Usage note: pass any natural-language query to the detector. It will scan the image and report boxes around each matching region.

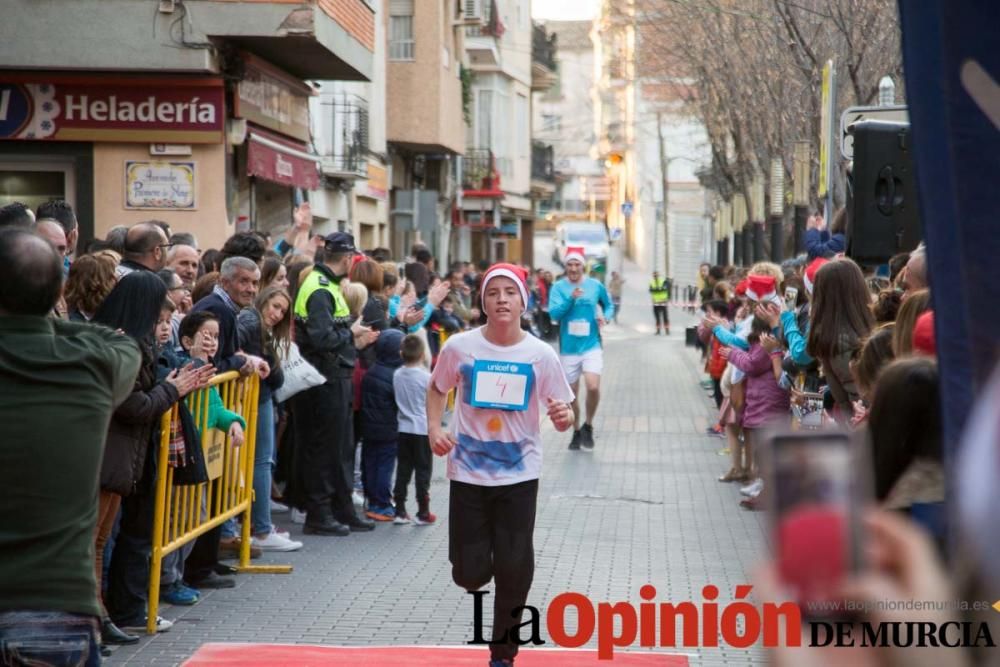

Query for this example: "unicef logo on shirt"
[0,84,34,139]
[509,365,518,373]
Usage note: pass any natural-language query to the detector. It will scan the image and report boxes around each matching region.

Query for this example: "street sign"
[621,200,634,218]
[840,105,908,159]
[609,227,622,242]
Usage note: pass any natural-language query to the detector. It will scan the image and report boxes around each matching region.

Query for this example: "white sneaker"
[352,490,365,507]
[270,499,290,513]
[122,616,173,633]
[252,530,304,552]
[290,509,306,524]
[740,478,764,497]
[393,513,411,525]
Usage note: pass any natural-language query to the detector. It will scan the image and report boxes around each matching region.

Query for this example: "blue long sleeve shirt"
[389,295,435,333]
[805,228,846,259]
[779,310,813,366]
[549,277,615,355]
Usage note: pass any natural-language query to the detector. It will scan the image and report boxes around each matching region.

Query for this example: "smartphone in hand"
[765,429,869,617]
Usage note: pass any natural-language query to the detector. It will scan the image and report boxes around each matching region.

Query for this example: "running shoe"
[160,582,199,606]
[568,429,582,450]
[365,505,396,521]
[581,423,595,450]
[413,511,437,526]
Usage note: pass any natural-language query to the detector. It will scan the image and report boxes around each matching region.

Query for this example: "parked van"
[552,221,610,266]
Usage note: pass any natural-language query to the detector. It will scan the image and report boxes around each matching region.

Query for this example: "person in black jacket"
[360,329,405,521]
[292,233,379,536]
[93,272,211,639]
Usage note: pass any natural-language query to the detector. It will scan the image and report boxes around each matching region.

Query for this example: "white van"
[552,221,610,266]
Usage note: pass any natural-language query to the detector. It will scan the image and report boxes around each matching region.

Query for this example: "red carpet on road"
[182,644,690,665]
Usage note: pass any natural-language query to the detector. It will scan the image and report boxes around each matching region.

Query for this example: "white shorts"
[560,348,604,385]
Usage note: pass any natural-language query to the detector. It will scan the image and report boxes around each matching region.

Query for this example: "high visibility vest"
[650,278,670,304]
[294,268,350,320]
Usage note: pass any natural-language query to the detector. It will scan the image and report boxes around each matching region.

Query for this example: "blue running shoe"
[160,582,200,606]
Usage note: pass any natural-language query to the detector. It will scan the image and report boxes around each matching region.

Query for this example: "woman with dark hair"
[199,248,222,276]
[65,253,117,321]
[91,272,210,643]
[225,286,299,552]
[261,255,289,291]
[867,358,944,538]
[806,258,875,418]
[191,271,220,305]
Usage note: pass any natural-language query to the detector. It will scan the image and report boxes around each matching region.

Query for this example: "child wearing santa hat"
[427,263,575,667]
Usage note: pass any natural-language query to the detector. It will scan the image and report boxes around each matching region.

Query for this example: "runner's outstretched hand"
[547,398,574,432]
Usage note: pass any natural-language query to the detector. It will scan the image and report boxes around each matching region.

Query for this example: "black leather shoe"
[214,563,238,576]
[187,571,236,589]
[101,618,139,645]
[339,514,376,532]
[101,645,113,657]
[303,519,350,536]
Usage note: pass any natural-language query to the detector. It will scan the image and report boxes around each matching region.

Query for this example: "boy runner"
[548,247,615,450]
[428,263,575,667]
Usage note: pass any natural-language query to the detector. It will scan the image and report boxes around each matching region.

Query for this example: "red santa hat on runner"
[745,274,779,305]
[564,246,586,265]
[803,257,829,296]
[480,262,529,309]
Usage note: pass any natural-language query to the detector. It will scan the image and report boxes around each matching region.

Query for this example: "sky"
[532,0,600,21]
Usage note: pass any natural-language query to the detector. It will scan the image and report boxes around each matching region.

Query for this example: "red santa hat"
[912,310,936,356]
[480,262,529,308]
[745,274,778,303]
[803,257,829,296]
[564,246,586,265]
[735,279,749,297]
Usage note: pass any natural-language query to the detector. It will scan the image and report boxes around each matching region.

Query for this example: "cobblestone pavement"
[109,255,769,666]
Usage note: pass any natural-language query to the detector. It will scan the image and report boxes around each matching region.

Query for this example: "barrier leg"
[147,411,173,635]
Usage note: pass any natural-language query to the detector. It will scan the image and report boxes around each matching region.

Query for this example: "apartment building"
[458,0,547,265]
[0,0,374,249]
[385,0,466,265]
[532,20,606,225]
[593,0,710,282]
[306,0,390,249]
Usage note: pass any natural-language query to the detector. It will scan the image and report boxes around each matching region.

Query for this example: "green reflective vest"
[650,278,670,304]
[294,268,350,320]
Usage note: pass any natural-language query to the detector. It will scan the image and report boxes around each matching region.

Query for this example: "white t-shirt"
[430,327,574,486]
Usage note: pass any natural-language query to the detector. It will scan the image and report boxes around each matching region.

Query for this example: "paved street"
[109,242,768,666]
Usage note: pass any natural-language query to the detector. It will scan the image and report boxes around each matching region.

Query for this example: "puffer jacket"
[360,329,405,443]
[100,354,179,496]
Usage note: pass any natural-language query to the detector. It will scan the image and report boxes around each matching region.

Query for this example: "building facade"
[385,0,466,266]
[593,0,710,282]
[0,0,373,249]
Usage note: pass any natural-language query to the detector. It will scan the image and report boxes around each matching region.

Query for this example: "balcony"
[531,141,556,196]
[531,23,558,92]
[0,0,373,80]
[462,149,503,198]
[464,0,502,67]
[321,93,369,179]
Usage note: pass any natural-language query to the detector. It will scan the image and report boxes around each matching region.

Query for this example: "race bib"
[470,359,534,411]
[568,319,591,337]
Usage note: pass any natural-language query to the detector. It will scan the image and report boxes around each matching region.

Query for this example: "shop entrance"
[0,159,76,211]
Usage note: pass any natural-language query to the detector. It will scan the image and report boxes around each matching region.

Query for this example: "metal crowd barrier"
[147,372,291,634]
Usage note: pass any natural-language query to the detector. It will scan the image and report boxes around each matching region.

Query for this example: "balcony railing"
[532,23,558,72]
[464,0,504,38]
[531,141,555,183]
[324,92,369,177]
[462,148,502,195]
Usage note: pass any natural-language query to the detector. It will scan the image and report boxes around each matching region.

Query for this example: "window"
[476,90,493,150]
[389,0,415,61]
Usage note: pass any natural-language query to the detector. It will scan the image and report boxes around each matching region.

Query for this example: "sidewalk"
[108,257,768,666]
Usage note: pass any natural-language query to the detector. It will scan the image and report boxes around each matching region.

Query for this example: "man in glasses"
[117,222,170,278]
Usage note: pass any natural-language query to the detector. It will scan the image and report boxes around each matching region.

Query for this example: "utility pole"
[656,111,670,278]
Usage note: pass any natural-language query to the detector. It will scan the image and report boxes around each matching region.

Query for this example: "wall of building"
[92,142,232,249]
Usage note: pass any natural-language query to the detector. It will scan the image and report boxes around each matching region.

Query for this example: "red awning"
[246,126,320,190]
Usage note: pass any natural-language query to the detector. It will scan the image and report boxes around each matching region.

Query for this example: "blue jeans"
[362,439,397,508]
[222,396,275,538]
[0,611,100,667]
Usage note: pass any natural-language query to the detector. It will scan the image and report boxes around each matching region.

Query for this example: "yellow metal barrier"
[438,329,455,411]
[147,372,292,634]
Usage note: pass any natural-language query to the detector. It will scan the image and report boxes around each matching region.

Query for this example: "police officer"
[650,271,671,335]
[292,232,379,535]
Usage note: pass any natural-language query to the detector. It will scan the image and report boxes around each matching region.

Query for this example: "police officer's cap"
[324,232,357,254]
